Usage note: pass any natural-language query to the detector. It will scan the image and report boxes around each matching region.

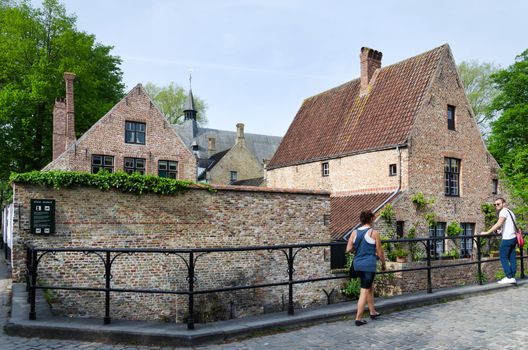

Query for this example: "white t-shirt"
[499,208,517,240]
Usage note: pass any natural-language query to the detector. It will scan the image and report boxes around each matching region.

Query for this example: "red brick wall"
[12,183,337,322]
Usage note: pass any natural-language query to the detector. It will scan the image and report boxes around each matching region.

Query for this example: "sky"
[33,0,528,137]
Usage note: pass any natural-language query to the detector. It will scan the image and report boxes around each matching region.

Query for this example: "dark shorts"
[358,271,376,289]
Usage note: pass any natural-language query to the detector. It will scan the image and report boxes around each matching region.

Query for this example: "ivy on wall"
[9,170,214,195]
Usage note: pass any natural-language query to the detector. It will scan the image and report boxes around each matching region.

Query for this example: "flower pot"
[396,256,407,263]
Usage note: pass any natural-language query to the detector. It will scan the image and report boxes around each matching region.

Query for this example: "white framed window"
[322,162,329,177]
[389,164,397,176]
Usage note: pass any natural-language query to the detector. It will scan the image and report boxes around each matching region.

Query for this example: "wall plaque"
[30,199,55,235]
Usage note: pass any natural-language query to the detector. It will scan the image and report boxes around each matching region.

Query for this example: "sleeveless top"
[352,227,377,272]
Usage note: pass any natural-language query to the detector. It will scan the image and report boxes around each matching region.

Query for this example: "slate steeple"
[183,73,197,121]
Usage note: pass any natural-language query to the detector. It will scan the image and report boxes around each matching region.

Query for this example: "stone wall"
[401,48,500,236]
[12,182,341,322]
[266,148,409,193]
[207,140,263,185]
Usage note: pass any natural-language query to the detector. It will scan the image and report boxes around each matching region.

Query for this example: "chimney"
[236,123,245,145]
[64,72,76,146]
[208,137,216,157]
[360,47,382,95]
[52,98,67,160]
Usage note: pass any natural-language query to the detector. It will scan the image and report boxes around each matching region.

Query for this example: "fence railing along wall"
[25,233,527,330]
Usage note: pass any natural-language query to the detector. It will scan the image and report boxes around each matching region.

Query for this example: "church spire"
[183,72,197,121]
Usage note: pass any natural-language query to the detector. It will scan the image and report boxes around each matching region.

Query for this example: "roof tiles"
[330,192,395,240]
[268,45,447,169]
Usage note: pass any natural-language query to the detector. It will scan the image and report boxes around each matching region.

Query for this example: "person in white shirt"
[479,198,517,284]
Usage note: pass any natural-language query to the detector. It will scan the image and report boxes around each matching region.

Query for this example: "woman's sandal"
[355,319,368,326]
[370,313,381,320]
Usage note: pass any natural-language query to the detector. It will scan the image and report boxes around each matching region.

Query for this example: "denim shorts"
[358,271,376,289]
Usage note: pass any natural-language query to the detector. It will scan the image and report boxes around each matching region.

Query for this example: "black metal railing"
[25,232,526,330]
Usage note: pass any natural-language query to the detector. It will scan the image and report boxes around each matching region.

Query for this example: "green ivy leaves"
[9,170,214,195]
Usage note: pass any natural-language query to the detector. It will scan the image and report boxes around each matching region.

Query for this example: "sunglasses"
[494,203,502,206]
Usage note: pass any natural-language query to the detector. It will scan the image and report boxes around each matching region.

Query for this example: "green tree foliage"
[487,49,528,220]
[457,60,499,136]
[144,82,207,125]
[0,0,124,183]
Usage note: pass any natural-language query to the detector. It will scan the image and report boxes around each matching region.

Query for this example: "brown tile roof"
[268,45,448,169]
[330,191,395,240]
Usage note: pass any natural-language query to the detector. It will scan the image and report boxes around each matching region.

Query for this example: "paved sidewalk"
[2,251,528,349]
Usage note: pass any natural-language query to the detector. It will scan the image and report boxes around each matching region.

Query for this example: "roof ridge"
[304,44,448,102]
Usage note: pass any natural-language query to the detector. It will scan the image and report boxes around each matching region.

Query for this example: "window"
[158,160,178,179]
[396,221,404,239]
[91,155,114,174]
[322,162,329,177]
[323,214,331,226]
[447,105,456,130]
[389,164,397,176]
[460,223,475,258]
[230,171,238,183]
[444,158,460,196]
[124,157,146,175]
[125,121,146,144]
[492,179,498,195]
[429,222,446,258]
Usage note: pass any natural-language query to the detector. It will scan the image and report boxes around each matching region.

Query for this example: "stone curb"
[4,279,526,347]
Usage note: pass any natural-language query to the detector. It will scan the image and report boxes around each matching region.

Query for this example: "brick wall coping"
[203,184,331,196]
[332,187,399,197]
[14,182,330,197]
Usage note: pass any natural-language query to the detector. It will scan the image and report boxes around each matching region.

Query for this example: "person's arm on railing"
[479,216,505,235]
[373,230,387,271]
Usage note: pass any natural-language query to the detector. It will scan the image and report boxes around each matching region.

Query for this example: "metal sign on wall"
[30,199,55,235]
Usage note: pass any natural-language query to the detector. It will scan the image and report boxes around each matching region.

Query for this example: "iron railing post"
[287,247,294,315]
[477,236,483,285]
[104,251,111,324]
[29,249,37,320]
[26,246,31,296]
[426,239,432,293]
[187,251,195,330]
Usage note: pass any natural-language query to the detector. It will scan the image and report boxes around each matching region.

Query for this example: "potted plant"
[394,249,407,263]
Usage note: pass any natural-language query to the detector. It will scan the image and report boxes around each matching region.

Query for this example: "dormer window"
[125,121,146,144]
[447,105,456,131]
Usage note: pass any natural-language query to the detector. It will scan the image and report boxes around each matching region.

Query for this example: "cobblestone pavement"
[2,255,528,349]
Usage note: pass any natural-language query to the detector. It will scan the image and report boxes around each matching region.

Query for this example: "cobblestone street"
[2,255,528,349]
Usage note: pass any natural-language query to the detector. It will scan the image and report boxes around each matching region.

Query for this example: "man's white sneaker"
[507,277,517,284]
[497,277,510,284]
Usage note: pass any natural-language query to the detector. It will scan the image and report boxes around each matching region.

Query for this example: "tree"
[486,49,528,219]
[457,60,499,136]
[0,0,124,183]
[144,82,207,125]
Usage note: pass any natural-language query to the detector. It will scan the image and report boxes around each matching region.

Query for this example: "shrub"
[341,278,361,299]
[9,170,214,195]
[411,192,434,210]
[380,204,396,224]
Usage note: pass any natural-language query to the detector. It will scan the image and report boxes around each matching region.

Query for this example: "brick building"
[174,89,281,185]
[45,74,281,185]
[45,73,197,180]
[267,44,502,255]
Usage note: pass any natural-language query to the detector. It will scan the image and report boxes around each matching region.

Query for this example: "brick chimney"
[208,137,216,157]
[236,123,246,145]
[360,47,382,95]
[52,72,76,160]
[64,72,76,145]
